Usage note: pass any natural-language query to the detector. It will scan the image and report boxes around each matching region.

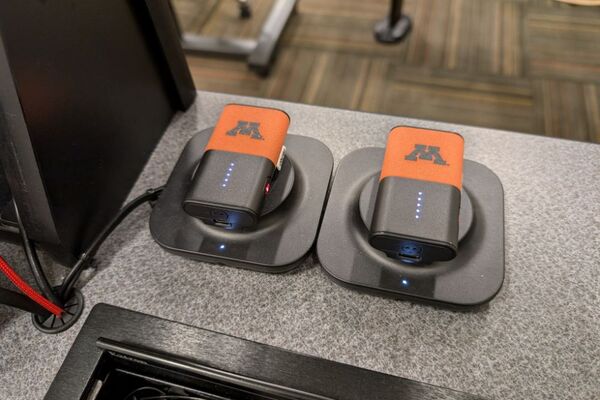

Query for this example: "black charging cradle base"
[150,128,333,273]
[317,148,504,307]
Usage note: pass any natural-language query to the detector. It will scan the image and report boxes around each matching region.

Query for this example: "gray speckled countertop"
[1,91,599,400]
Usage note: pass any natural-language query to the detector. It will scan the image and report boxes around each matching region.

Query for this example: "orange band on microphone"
[205,104,289,166]
[380,126,464,190]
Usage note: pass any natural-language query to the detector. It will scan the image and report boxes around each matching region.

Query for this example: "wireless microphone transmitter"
[369,126,464,264]
[183,104,289,229]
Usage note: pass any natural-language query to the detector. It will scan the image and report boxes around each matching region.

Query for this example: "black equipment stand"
[374,0,412,43]
[170,0,297,76]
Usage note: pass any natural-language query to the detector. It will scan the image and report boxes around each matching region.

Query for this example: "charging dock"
[150,128,333,273]
[317,148,504,307]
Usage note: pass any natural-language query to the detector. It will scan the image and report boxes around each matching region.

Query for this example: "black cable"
[123,386,165,400]
[139,396,208,400]
[14,202,63,306]
[58,186,164,300]
[0,223,19,235]
[0,287,52,318]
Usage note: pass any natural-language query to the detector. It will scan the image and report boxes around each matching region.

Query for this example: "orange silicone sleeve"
[380,126,464,190]
[204,104,290,166]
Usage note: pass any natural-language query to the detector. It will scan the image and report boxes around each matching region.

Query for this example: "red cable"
[0,256,63,316]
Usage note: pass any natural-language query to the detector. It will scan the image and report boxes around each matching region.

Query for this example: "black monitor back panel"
[0,0,195,262]
[45,304,485,400]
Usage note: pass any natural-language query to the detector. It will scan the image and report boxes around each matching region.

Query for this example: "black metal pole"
[374,0,412,44]
[389,0,403,27]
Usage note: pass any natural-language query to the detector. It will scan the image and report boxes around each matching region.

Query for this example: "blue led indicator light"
[219,244,226,250]
[401,279,409,286]
[221,184,226,187]
[418,191,423,195]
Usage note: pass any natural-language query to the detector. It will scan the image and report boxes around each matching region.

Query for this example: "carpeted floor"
[172,0,600,143]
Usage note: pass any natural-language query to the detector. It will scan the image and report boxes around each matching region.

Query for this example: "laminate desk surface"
[1,92,598,400]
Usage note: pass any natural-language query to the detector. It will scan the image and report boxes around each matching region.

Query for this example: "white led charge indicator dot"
[219,244,226,250]
[415,191,423,220]
[222,162,236,188]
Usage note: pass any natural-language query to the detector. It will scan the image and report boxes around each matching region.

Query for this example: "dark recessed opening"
[86,343,317,400]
